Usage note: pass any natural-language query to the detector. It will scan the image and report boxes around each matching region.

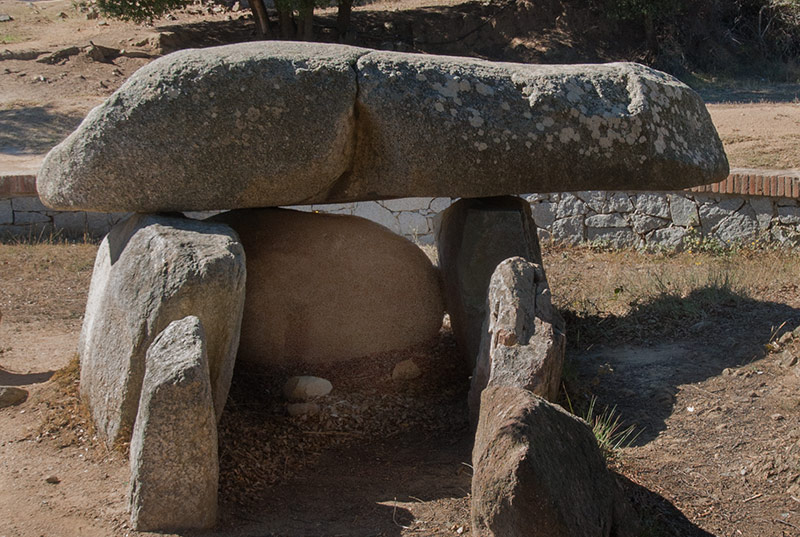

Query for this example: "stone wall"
[0,194,127,240]
[4,170,800,249]
[525,191,799,249]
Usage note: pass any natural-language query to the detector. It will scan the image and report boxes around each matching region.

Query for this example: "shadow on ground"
[217,431,472,537]
[618,473,717,537]
[696,82,800,104]
[149,1,622,66]
[562,285,800,445]
[0,106,83,155]
[0,367,54,386]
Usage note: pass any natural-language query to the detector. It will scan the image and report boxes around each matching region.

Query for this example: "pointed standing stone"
[129,316,218,531]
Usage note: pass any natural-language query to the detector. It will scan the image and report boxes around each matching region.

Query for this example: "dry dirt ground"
[2,242,800,536]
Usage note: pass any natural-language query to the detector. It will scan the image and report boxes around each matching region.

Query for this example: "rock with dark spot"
[214,208,443,367]
[469,257,565,422]
[472,386,640,537]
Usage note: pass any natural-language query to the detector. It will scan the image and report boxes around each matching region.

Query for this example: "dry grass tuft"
[32,355,99,454]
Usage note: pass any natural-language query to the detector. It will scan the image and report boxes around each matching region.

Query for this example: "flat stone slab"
[37,43,727,212]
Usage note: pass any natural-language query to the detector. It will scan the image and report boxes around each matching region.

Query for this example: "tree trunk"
[644,12,657,54]
[336,0,353,41]
[298,0,315,41]
[249,0,272,39]
[277,6,295,40]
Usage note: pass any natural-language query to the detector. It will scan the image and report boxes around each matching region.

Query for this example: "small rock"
[0,14,12,22]
[392,359,421,381]
[690,320,712,332]
[0,386,28,408]
[283,376,332,402]
[780,352,798,367]
[57,11,68,18]
[97,20,108,25]
[231,2,240,11]
[45,475,60,484]
[771,413,785,421]
[779,332,793,345]
[287,402,320,417]
[722,367,734,376]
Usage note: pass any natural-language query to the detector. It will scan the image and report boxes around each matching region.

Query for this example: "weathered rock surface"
[0,386,28,408]
[39,42,365,212]
[79,213,245,444]
[214,208,443,366]
[38,43,728,212]
[129,316,218,531]
[469,257,565,421]
[472,386,639,537]
[283,376,333,402]
[436,196,543,370]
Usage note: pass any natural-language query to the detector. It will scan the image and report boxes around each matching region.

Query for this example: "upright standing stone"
[472,386,639,537]
[79,213,245,444]
[129,316,218,531]
[469,257,565,422]
[435,196,542,370]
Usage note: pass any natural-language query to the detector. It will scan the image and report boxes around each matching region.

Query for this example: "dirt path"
[707,103,800,171]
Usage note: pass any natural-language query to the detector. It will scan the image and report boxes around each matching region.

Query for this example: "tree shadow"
[148,1,621,65]
[0,106,83,155]
[561,285,800,445]
[0,367,54,386]
[695,82,800,104]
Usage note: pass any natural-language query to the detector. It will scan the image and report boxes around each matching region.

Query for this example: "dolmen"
[37,41,728,533]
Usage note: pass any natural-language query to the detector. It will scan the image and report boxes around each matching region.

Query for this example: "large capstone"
[38,43,728,212]
[213,208,444,366]
[129,316,218,532]
[79,213,246,444]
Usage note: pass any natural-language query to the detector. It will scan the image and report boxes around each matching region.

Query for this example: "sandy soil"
[707,103,800,171]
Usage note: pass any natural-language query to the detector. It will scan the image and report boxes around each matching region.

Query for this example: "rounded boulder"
[214,208,444,366]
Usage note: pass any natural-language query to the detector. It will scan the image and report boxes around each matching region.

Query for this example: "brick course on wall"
[3,169,800,248]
